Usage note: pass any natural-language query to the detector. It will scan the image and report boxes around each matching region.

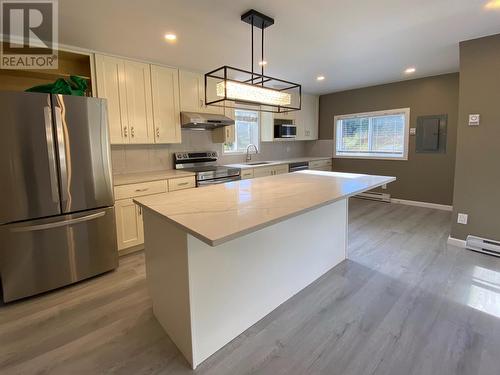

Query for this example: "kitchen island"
[134,171,395,369]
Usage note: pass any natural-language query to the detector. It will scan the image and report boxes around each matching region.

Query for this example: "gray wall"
[451,34,500,241]
[319,73,459,205]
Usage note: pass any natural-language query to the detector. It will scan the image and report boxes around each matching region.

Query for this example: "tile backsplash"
[111,130,326,175]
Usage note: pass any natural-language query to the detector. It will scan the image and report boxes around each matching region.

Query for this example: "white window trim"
[333,108,410,161]
[223,106,260,155]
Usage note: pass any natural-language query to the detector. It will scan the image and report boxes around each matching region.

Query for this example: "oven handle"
[197,176,240,186]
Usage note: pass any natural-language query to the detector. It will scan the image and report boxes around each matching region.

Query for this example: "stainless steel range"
[174,151,240,186]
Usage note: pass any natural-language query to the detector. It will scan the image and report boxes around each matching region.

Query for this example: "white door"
[95,54,128,144]
[151,65,181,144]
[124,60,154,144]
[179,70,223,114]
[297,94,319,140]
[179,70,204,112]
[260,105,274,142]
[253,166,274,178]
[115,199,144,250]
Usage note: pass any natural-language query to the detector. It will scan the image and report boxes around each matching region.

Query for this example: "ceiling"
[59,0,500,94]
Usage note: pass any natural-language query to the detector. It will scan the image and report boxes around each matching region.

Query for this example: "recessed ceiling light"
[485,0,500,9]
[258,60,267,66]
[404,67,416,74]
[316,75,325,81]
[164,33,177,41]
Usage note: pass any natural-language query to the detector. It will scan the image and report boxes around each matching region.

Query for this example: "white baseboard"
[447,236,466,248]
[391,198,453,211]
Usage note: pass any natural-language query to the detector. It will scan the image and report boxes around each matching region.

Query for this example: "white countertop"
[113,170,195,186]
[225,156,332,169]
[134,171,395,246]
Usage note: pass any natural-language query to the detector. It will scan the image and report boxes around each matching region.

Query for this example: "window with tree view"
[334,108,410,160]
[224,109,260,153]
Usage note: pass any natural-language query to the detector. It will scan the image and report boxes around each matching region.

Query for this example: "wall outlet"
[382,184,387,190]
[409,128,416,136]
[457,213,468,225]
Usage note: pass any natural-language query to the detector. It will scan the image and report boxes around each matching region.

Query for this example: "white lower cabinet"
[252,164,289,178]
[115,198,144,251]
[245,159,331,181]
[240,169,254,180]
[308,159,333,171]
[114,176,195,252]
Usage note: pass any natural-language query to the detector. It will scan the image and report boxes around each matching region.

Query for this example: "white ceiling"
[59,0,500,94]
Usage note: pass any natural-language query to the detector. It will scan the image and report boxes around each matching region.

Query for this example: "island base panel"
[143,198,348,369]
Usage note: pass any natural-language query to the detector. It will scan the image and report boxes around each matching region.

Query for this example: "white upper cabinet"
[123,60,154,144]
[260,106,274,142]
[151,65,181,144]
[95,54,182,145]
[96,55,154,144]
[260,94,318,142]
[296,93,319,140]
[95,55,128,144]
[178,70,223,115]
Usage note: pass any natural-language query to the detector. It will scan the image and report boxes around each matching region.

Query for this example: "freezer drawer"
[0,207,118,302]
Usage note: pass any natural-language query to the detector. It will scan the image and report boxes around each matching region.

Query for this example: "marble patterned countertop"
[134,171,396,246]
[113,170,195,186]
[113,156,332,185]
[224,156,333,169]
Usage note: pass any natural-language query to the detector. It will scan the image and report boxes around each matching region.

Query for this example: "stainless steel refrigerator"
[0,91,118,303]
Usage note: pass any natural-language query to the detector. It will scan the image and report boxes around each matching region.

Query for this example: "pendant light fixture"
[205,9,301,113]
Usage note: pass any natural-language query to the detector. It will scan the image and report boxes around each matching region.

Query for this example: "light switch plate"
[457,213,468,225]
[468,114,480,126]
[409,128,416,135]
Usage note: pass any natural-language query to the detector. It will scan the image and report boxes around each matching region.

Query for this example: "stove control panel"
[174,151,218,164]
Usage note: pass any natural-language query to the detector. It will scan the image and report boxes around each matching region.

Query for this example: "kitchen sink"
[246,161,272,166]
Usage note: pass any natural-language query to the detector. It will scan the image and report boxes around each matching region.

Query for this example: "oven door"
[197,175,241,187]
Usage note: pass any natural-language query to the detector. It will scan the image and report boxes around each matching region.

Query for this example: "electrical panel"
[416,114,447,153]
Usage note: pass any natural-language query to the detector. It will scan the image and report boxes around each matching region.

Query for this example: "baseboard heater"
[466,235,500,257]
[355,191,391,203]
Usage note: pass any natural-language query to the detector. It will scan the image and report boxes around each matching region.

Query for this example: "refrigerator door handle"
[54,102,70,208]
[10,211,106,232]
[44,106,60,203]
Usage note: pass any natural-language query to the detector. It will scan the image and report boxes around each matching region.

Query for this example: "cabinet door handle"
[200,99,204,108]
[123,127,128,137]
[178,182,189,186]
[156,127,160,138]
[135,188,149,192]
[131,126,135,137]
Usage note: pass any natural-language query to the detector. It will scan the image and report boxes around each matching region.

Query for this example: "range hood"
[181,111,234,130]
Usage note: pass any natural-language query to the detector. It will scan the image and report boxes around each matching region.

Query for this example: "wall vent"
[355,192,391,203]
[466,235,500,257]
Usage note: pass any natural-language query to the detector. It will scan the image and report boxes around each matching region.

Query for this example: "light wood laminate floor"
[2,199,500,375]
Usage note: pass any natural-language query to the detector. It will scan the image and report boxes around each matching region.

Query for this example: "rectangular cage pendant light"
[204,10,301,113]
[216,81,291,107]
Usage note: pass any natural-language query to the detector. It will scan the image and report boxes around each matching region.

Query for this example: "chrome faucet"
[246,144,259,162]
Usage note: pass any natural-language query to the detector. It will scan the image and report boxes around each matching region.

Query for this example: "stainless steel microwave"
[274,119,296,139]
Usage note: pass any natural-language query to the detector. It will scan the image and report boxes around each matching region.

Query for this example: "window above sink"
[223,109,260,154]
